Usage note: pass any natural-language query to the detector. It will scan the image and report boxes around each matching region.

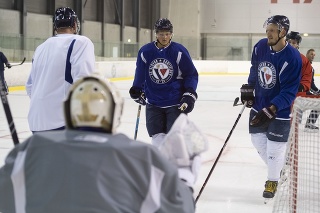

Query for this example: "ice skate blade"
[304,128,319,133]
[264,198,273,204]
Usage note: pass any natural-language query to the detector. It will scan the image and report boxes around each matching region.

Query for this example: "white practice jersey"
[26,34,95,131]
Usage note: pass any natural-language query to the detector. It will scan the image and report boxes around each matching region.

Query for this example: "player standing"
[129,18,198,147]
[0,75,206,213]
[240,15,302,200]
[305,48,320,131]
[26,7,95,134]
[286,31,312,96]
[0,51,11,95]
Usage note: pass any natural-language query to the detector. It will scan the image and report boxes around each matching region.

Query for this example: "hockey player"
[0,75,207,213]
[129,18,198,147]
[240,15,302,200]
[305,48,320,131]
[0,51,11,95]
[26,7,95,133]
[286,31,312,96]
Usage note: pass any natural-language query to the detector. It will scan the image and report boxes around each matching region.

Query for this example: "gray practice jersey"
[0,130,194,213]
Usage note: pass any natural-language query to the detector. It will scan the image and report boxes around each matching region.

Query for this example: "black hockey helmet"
[53,7,80,34]
[154,18,173,33]
[286,31,302,44]
[263,15,290,35]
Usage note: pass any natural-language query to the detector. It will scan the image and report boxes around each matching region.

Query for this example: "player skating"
[26,7,95,134]
[129,18,198,146]
[240,15,302,203]
[0,74,207,213]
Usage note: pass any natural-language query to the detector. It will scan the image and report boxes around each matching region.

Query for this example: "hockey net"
[273,96,320,213]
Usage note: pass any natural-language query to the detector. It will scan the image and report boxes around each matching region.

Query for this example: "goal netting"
[273,96,320,213]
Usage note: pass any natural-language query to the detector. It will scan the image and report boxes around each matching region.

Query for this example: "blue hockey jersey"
[132,41,198,107]
[248,38,302,119]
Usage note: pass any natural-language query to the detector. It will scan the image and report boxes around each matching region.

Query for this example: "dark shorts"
[146,104,181,137]
[249,110,290,142]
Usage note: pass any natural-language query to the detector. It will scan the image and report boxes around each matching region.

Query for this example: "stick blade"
[20,57,26,65]
[233,97,239,106]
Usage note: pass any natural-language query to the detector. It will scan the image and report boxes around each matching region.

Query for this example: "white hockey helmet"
[64,74,124,133]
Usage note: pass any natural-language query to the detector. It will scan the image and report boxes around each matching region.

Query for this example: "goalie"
[0,75,207,213]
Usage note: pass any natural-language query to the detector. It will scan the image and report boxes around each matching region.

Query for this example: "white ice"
[0,75,275,212]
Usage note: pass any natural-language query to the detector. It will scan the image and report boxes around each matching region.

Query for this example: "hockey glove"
[298,84,304,92]
[179,89,197,114]
[6,63,11,69]
[129,86,146,105]
[250,107,276,128]
[240,84,254,108]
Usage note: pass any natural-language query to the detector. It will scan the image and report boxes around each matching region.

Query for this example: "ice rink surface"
[0,75,281,212]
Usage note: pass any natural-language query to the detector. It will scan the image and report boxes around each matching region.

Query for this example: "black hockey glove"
[6,63,11,69]
[250,107,276,128]
[179,89,197,114]
[129,86,146,105]
[240,84,254,108]
[298,84,304,92]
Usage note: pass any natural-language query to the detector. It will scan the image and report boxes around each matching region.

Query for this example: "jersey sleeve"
[248,43,259,86]
[71,37,95,83]
[132,49,147,90]
[26,73,33,97]
[299,54,312,92]
[178,46,198,92]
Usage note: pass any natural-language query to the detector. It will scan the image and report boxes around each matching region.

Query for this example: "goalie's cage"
[273,97,320,213]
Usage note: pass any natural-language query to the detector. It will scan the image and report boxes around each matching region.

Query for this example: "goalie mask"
[64,75,124,134]
[53,7,80,34]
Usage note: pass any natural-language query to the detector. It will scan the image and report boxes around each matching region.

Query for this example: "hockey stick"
[0,75,19,145]
[9,57,26,67]
[134,104,142,140]
[195,101,247,203]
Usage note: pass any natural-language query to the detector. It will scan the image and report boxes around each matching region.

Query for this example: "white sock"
[151,133,166,148]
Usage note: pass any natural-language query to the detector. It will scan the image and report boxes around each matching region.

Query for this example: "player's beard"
[267,38,277,46]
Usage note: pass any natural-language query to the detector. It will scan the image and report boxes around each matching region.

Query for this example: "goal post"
[273,96,320,213]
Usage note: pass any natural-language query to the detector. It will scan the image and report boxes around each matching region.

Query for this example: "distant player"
[0,75,207,213]
[129,18,198,147]
[0,51,11,95]
[305,48,320,131]
[26,7,95,133]
[286,31,312,96]
[240,15,302,200]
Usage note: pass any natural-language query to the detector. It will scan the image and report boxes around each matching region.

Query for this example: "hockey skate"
[263,180,278,204]
[304,123,319,133]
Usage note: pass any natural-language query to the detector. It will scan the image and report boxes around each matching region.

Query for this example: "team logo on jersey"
[257,61,276,89]
[149,58,173,84]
